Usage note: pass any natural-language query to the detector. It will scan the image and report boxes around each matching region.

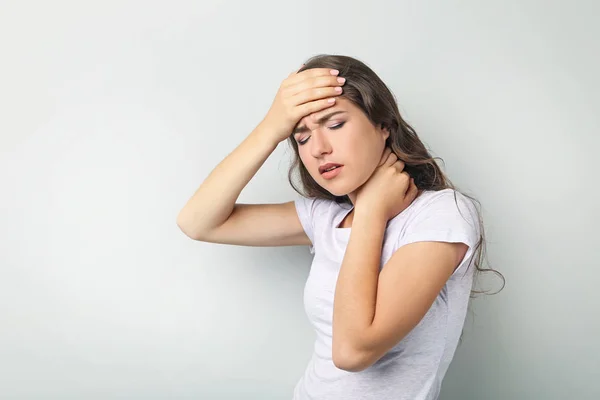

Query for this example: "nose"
[308,129,332,158]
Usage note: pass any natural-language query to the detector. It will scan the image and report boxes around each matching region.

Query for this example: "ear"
[379,124,390,141]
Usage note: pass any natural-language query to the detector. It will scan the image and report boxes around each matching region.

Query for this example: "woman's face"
[293,98,389,202]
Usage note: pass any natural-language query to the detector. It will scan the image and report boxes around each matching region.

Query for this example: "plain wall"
[1,0,598,398]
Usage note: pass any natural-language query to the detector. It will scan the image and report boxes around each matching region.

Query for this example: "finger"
[290,85,343,107]
[379,147,392,166]
[288,75,345,97]
[384,152,398,167]
[283,68,340,88]
[393,159,406,171]
[295,97,337,117]
[399,171,412,189]
[408,178,419,198]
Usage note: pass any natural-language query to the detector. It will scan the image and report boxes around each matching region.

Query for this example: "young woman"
[177,54,502,400]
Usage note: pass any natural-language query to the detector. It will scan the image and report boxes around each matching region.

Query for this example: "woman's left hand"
[355,147,419,221]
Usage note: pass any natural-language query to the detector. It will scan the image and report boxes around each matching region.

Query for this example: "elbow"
[176,214,204,241]
[332,344,370,373]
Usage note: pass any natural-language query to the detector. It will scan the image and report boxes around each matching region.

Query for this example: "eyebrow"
[292,111,347,134]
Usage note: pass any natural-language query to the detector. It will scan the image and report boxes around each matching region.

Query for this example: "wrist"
[257,119,288,145]
[251,122,282,150]
[354,204,388,225]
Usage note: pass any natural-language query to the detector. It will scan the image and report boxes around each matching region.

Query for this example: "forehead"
[297,98,354,127]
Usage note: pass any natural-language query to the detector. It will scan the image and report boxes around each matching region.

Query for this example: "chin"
[327,189,348,197]
[318,180,357,198]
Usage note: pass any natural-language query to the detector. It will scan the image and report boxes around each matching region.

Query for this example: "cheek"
[298,152,317,176]
[298,150,308,167]
[351,140,383,176]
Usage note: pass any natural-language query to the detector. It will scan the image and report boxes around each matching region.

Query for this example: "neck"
[348,192,357,206]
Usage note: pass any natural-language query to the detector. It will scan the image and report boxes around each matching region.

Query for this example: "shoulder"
[294,195,348,231]
[294,196,347,254]
[415,187,474,206]
[403,188,478,221]
[294,196,338,220]
[389,188,481,249]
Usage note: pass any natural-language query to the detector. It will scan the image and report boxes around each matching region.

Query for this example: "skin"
[293,95,469,373]
[178,65,470,373]
[293,97,391,209]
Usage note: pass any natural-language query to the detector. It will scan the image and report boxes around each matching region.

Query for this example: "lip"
[319,163,344,174]
[320,165,343,180]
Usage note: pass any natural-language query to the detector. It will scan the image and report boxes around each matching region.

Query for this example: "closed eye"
[297,122,346,145]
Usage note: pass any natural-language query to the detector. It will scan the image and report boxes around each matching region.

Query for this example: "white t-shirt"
[292,188,480,400]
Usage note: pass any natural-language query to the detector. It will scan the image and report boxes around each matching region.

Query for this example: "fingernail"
[337,77,346,84]
[330,69,339,75]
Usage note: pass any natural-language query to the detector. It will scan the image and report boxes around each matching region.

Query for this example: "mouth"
[319,163,344,180]
[319,163,344,174]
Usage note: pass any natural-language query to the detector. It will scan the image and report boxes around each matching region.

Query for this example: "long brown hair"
[286,54,504,296]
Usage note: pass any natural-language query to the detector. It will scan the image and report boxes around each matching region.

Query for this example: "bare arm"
[176,66,345,246]
[176,124,308,246]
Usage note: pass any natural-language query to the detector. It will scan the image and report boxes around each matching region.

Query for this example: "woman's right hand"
[259,67,346,144]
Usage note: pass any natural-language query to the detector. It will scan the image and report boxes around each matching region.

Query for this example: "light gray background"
[1,1,598,399]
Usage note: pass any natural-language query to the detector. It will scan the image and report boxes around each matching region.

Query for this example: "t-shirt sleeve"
[397,190,481,273]
[294,196,317,254]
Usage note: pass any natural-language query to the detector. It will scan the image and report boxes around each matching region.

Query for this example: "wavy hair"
[286,54,504,296]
